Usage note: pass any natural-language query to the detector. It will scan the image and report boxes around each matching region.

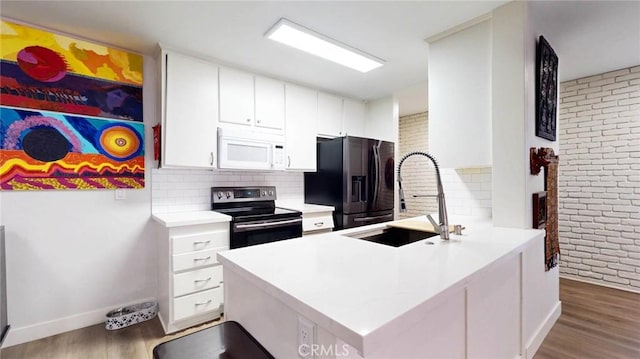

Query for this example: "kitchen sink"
[348,226,439,247]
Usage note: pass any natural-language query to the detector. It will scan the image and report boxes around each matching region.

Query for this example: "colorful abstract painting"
[0,106,144,190]
[0,20,143,122]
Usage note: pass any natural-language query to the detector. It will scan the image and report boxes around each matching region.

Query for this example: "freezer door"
[367,139,395,212]
[342,137,367,214]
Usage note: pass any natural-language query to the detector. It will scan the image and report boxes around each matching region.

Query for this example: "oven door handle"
[353,214,393,223]
[234,218,302,232]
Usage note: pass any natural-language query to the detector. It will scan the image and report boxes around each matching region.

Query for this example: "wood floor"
[2,278,638,359]
[1,317,223,359]
[534,278,640,359]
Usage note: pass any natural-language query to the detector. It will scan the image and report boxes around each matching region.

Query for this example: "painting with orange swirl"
[0,106,144,190]
[0,20,143,122]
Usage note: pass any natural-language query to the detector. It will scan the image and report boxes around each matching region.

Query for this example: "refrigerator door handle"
[371,144,380,207]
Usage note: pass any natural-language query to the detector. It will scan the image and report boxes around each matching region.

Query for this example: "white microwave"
[218,127,286,170]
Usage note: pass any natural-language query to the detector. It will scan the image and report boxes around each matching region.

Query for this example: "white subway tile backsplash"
[151,168,304,213]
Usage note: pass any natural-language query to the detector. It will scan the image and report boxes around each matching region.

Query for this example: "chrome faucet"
[397,152,449,240]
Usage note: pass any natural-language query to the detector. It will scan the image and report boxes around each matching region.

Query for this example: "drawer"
[173,285,223,322]
[172,247,227,272]
[173,265,223,297]
[172,230,229,254]
[302,212,334,233]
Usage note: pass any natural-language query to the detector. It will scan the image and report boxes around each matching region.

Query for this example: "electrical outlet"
[115,188,126,200]
[298,316,315,359]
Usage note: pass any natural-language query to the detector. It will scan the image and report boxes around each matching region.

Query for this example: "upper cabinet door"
[428,20,491,168]
[342,98,366,137]
[285,84,318,171]
[317,92,343,137]
[219,67,255,126]
[163,50,218,168]
[254,76,285,131]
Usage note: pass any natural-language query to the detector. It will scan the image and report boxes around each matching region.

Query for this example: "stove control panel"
[211,186,277,203]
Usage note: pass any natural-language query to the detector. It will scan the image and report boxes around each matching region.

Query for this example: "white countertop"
[217,215,543,356]
[152,211,231,227]
[276,200,334,214]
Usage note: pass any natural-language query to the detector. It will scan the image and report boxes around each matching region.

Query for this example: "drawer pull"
[314,222,324,227]
[193,256,212,262]
[194,300,212,306]
[193,240,211,246]
[194,277,212,283]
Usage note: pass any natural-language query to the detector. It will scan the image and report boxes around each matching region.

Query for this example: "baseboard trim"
[525,301,562,359]
[2,297,156,348]
[560,274,640,294]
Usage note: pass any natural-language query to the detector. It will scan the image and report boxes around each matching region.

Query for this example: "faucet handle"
[426,214,440,234]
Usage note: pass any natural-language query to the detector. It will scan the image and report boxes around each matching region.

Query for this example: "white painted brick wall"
[558,65,640,292]
[152,169,303,213]
[398,112,437,218]
[398,112,492,219]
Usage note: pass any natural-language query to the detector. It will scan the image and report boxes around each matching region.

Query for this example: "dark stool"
[153,321,274,359]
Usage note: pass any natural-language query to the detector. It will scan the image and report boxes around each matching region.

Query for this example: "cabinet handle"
[246,118,251,123]
[193,240,211,246]
[194,300,212,306]
[194,277,212,283]
[210,152,214,166]
[287,155,291,168]
[257,119,261,124]
[193,256,212,262]
[314,222,324,227]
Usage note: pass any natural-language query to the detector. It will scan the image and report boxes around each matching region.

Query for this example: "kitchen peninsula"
[218,216,560,359]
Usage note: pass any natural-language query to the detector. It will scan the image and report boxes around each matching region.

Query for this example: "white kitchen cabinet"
[219,67,255,127]
[342,98,366,137]
[285,84,318,171]
[161,49,218,168]
[365,96,398,143]
[317,92,344,137]
[254,76,285,130]
[156,220,229,333]
[302,211,334,235]
[427,19,491,168]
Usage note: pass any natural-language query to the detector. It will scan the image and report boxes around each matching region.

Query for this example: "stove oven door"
[231,217,302,249]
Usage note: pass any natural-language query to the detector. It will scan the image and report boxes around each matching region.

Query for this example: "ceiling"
[1,1,639,117]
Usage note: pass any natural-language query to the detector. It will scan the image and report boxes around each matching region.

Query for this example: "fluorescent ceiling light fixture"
[265,18,384,73]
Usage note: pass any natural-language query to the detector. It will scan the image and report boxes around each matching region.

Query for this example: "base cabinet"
[302,211,334,235]
[222,234,553,358]
[156,221,229,333]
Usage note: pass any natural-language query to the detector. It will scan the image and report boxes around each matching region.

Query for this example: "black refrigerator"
[305,136,395,230]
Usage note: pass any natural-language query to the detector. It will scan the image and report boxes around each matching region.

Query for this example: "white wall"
[492,2,560,357]
[557,66,640,292]
[2,56,158,347]
[523,3,562,354]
